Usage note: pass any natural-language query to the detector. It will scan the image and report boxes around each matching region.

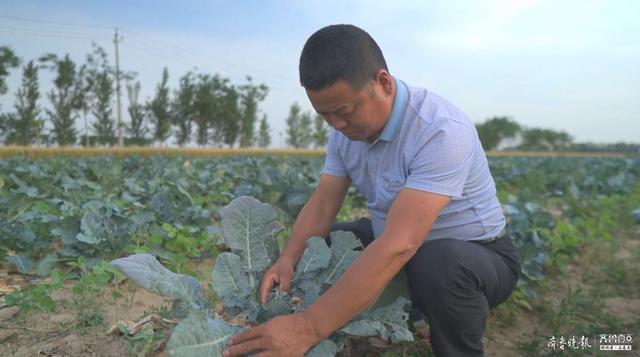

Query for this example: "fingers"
[223,336,267,357]
[280,274,291,294]
[259,274,277,305]
[229,325,262,345]
[251,352,272,357]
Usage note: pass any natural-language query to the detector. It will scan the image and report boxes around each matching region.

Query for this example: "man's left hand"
[223,312,320,357]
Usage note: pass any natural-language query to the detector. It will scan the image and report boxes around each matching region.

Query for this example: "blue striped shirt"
[322,78,506,242]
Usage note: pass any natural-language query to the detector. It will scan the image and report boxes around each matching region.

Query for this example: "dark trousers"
[329,218,521,357]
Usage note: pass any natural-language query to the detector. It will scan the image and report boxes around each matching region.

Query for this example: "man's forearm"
[301,235,417,340]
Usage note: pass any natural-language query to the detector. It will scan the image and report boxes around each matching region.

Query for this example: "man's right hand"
[259,256,295,305]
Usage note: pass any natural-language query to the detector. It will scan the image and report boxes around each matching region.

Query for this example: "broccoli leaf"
[305,339,338,357]
[293,236,331,281]
[211,252,252,309]
[110,253,207,311]
[318,231,362,287]
[340,297,413,343]
[166,312,241,356]
[220,196,282,286]
[5,255,34,274]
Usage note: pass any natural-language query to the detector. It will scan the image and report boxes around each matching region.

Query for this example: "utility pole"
[114,28,124,146]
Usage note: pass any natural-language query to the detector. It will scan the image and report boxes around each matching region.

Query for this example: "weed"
[67,257,118,328]
[3,268,70,329]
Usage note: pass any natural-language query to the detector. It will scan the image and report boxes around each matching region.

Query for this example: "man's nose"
[328,115,348,130]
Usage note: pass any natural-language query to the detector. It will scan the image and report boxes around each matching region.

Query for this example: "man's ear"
[375,69,394,97]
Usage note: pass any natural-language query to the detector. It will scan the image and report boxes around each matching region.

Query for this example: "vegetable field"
[1,153,639,356]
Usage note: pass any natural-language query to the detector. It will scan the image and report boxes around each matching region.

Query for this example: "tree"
[475,116,521,151]
[191,74,238,147]
[220,83,241,147]
[285,103,313,148]
[149,67,171,145]
[92,70,115,145]
[0,47,21,140]
[517,128,573,151]
[285,103,301,148]
[312,114,328,148]
[74,64,93,147]
[193,74,214,146]
[6,60,40,145]
[238,77,268,147]
[87,44,116,146]
[41,54,78,146]
[126,81,148,145]
[0,47,20,97]
[298,111,313,148]
[257,114,271,148]
[171,72,196,146]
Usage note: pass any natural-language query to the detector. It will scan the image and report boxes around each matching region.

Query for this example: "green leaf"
[77,211,106,244]
[131,210,155,227]
[318,231,362,286]
[211,252,252,310]
[36,254,58,276]
[6,223,36,243]
[293,236,331,281]
[257,290,293,322]
[165,312,241,356]
[305,339,338,357]
[110,253,208,311]
[220,196,282,280]
[5,255,34,274]
[340,297,413,343]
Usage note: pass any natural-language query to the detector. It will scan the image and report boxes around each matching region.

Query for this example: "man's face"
[305,74,393,142]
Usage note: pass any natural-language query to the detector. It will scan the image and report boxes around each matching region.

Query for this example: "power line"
[120,41,212,73]
[1,15,299,89]
[122,36,240,78]
[0,18,302,95]
[122,36,212,69]
[121,30,240,69]
[120,41,300,95]
[118,29,298,85]
[0,15,114,30]
[0,25,111,40]
[0,28,111,42]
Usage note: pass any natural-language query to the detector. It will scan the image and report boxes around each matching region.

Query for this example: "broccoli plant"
[110,196,412,356]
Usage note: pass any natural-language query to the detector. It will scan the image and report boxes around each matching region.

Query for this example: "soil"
[0,282,173,357]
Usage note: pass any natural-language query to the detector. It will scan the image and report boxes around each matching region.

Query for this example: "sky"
[0,0,638,146]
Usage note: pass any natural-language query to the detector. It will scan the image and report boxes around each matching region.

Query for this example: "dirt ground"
[1,229,638,356]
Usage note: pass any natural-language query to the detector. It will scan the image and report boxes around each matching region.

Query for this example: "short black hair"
[299,24,388,91]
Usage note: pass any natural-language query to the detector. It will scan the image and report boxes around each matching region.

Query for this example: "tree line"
[0,45,329,148]
[3,44,634,152]
[475,116,640,153]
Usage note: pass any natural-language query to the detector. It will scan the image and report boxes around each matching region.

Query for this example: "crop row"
[1,155,639,301]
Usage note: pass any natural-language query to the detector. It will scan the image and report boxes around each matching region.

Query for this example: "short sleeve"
[322,130,349,177]
[404,119,474,197]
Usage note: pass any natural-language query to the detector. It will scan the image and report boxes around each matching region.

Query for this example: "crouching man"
[224,24,521,357]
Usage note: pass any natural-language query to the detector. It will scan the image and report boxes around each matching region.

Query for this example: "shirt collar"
[378,77,408,142]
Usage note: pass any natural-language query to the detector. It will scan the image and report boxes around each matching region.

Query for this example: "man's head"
[300,24,395,141]
[299,24,387,91]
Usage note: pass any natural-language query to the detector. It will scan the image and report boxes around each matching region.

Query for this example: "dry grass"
[0,146,326,158]
[486,150,636,157]
[0,145,636,159]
